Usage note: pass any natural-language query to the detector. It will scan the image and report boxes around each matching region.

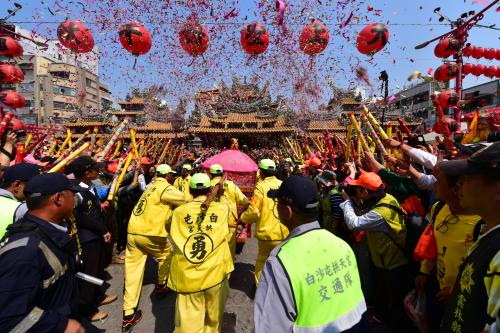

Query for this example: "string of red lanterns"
[52,18,388,57]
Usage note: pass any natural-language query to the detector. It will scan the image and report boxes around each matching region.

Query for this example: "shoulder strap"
[372,203,410,259]
[373,202,406,217]
[431,201,446,224]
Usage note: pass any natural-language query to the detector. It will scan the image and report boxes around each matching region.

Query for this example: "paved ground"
[95,237,258,333]
[94,236,390,333]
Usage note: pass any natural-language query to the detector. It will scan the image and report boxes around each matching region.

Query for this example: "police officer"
[0,163,40,238]
[0,173,87,333]
[255,176,368,332]
[208,164,249,261]
[122,164,187,333]
[168,173,233,333]
[241,159,289,285]
[173,164,193,199]
[67,155,115,322]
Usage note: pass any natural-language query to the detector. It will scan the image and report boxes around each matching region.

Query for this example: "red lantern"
[10,118,26,131]
[462,45,474,57]
[356,23,389,55]
[0,36,23,57]
[437,90,458,109]
[240,23,270,55]
[434,37,459,58]
[119,22,152,56]
[0,63,24,83]
[0,90,26,109]
[434,63,458,82]
[57,20,94,54]
[462,63,474,75]
[484,66,497,78]
[179,21,209,56]
[299,20,329,55]
[484,48,496,60]
[497,66,500,78]
[471,64,485,76]
[496,49,500,61]
[471,47,485,59]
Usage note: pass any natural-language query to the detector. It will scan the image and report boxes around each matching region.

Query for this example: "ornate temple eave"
[64,121,115,127]
[56,133,186,139]
[189,127,296,134]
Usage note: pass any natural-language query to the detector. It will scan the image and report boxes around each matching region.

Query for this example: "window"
[39,83,44,91]
[19,83,34,92]
[53,85,76,96]
[53,101,74,109]
[51,71,70,79]
[86,78,94,87]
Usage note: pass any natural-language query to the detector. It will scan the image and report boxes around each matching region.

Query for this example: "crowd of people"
[0,128,498,333]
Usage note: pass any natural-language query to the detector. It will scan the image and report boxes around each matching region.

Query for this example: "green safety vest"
[0,195,21,239]
[277,228,366,332]
[319,187,339,228]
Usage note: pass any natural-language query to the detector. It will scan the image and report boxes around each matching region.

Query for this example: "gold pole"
[48,142,91,173]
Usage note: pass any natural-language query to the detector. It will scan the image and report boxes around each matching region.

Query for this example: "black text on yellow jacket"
[168,196,234,293]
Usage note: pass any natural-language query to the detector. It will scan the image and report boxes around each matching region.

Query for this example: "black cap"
[66,156,106,176]
[2,163,41,185]
[453,142,488,156]
[316,170,337,186]
[24,173,85,198]
[268,175,319,212]
[439,142,500,176]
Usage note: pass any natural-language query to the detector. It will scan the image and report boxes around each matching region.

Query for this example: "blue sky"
[4,0,499,110]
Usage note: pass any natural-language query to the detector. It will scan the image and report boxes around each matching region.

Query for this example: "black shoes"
[121,309,142,333]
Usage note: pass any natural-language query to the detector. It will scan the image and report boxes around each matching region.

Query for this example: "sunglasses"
[435,213,459,233]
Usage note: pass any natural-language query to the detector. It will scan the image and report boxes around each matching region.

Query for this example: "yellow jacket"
[211,176,249,227]
[240,176,289,241]
[128,177,187,237]
[168,196,234,293]
[173,175,192,200]
[421,203,481,289]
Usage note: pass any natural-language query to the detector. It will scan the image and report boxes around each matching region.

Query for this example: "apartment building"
[0,25,113,124]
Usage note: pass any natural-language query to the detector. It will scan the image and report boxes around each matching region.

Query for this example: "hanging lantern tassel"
[133,57,138,70]
[276,0,286,27]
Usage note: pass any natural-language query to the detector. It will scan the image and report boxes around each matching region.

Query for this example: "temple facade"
[188,76,296,147]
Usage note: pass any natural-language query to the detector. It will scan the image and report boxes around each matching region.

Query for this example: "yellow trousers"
[227,227,237,262]
[174,278,229,333]
[123,234,172,316]
[255,239,282,285]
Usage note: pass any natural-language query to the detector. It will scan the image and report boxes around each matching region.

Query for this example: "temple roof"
[307,119,345,131]
[64,121,114,127]
[117,97,145,105]
[132,121,173,131]
[111,111,145,115]
[205,112,281,124]
[191,112,294,134]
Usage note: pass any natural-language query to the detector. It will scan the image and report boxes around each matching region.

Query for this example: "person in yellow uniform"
[240,159,289,285]
[168,173,233,333]
[208,164,249,261]
[122,164,187,333]
[173,164,192,199]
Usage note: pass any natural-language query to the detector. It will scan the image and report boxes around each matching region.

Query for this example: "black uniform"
[74,183,109,316]
[441,227,500,333]
[0,213,79,332]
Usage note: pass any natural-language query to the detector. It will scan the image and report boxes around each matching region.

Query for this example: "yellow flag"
[462,112,478,144]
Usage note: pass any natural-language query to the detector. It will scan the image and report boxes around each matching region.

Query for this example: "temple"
[188,76,296,147]
[62,97,184,140]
